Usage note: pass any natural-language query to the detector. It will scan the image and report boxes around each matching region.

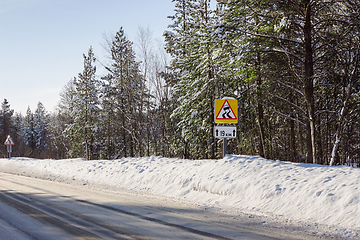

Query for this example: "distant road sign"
[214,99,238,123]
[4,135,14,145]
[214,126,237,139]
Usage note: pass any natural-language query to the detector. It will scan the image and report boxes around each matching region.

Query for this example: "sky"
[0,0,174,114]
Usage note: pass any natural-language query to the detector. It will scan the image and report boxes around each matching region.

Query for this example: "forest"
[1,0,359,167]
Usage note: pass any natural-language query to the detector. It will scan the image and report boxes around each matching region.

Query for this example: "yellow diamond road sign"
[214,99,238,124]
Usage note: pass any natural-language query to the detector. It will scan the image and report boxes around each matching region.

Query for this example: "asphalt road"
[0,173,324,240]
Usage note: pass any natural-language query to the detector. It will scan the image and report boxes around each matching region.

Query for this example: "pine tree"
[98,73,118,159]
[102,27,144,158]
[70,46,100,160]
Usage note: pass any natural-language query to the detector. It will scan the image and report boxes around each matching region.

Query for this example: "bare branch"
[275,79,304,97]
[271,109,306,126]
[263,48,304,64]
[268,92,307,116]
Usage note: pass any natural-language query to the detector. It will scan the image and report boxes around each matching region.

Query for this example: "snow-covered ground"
[0,155,359,239]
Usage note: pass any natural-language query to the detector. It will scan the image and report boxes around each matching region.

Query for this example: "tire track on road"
[0,176,234,240]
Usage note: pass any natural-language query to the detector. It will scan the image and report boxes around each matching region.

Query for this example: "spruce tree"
[34,102,49,158]
[0,99,14,141]
[0,99,14,157]
[166,0,226,159]
[23,107,36,157]
[13,113,26,157]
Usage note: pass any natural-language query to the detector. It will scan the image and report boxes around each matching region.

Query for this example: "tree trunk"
[330,81,353,166]
[122,102,127,158]
[256,52,266,158]
[289,93,296,162]
[303,0,316,164]
[317,117,323,164]
[289,119,296,162]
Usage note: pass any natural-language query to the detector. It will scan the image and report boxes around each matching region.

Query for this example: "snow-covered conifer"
[34,102,50,158]
[70,46,100,160]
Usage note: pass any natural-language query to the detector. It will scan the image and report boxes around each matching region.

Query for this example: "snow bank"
[0,155,359,237]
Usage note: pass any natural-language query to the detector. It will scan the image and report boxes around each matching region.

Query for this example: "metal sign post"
[222,137,227,158]
[214,98,238,158]
[7,145,12,159]
[4,135,15,159]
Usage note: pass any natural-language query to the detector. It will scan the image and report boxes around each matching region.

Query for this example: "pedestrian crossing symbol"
[214,99,238,123]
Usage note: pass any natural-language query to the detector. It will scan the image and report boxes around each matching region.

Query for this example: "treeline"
[0,100,51,158]
[1,0,360,167]
[1,26,176,160]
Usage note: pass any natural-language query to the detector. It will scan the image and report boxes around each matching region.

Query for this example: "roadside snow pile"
[0,155,359,236]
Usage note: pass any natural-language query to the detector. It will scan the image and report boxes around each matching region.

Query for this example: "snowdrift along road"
[0,155,359,238]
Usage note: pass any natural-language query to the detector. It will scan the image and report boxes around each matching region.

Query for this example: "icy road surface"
[0,172,325,240]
